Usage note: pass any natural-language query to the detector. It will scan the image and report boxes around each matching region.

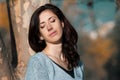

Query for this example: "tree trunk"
[9,0,50,79]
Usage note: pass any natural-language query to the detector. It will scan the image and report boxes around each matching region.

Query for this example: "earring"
[40,36,44,40]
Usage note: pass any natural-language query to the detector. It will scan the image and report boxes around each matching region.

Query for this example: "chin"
[49,38,62,44]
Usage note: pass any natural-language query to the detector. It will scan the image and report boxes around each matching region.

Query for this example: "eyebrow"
[40,16,55,24]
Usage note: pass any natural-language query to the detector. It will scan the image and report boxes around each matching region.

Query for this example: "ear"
[62,22,64,28]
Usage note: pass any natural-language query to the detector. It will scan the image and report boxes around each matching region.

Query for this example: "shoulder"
[28,52,47,67]
[74,60,84,79]
[29,52,45,61]
[79,60,84,71]
[75,60,84,72]
[25,52,50,80]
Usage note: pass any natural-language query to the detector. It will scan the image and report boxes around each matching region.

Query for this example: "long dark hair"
[29,3,80,69]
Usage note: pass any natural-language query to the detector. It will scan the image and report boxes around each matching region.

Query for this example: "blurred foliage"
[0,2,9,29]
[78,1,120,79]
[0,1,17,80]
[104,8,120,80]
[78,33,116,80]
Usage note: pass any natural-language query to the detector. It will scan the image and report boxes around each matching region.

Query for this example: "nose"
[47,22,53,31]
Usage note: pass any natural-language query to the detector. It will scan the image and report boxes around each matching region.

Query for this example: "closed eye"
[50,18,55,23]
[40,24,45,29]
[49,16,56,23]
[40,22,45,29]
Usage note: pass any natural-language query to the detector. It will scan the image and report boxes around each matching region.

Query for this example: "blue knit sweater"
[25,52,84,80]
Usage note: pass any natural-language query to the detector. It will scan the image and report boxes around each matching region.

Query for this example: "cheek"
[40,31,45,36]
[39,29,44,36]
[40,30,48,38]
[58,23,64,31]
[55,22,63,29]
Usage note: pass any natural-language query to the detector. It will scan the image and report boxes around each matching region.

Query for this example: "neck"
[43,42,62,58]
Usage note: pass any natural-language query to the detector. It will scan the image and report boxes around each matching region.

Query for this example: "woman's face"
[39,9,64,44]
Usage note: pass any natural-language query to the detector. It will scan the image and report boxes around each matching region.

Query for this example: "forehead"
[39,10,57,22]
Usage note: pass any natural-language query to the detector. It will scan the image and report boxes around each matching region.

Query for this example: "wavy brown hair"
[28,3,80,69]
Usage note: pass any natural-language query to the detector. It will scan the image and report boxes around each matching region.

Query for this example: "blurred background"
[0,0,120,80]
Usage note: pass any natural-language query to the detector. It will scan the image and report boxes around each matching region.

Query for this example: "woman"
[25,3,84,80]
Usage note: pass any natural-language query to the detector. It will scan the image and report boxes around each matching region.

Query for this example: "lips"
[49,31,57,37]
